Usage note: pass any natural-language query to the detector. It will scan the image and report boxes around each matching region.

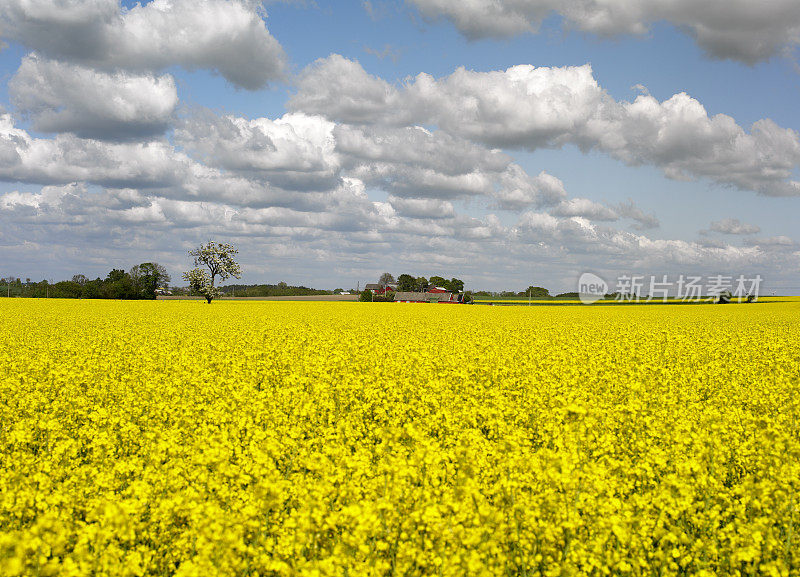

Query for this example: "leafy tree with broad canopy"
[104,268,137,299]
[396,274,466,293]
[396,274,416,292]
[182,242,241,303]
[378,272,395,288]
[522,286,550,298]
[130,262,171,299]
[448,278,465,293]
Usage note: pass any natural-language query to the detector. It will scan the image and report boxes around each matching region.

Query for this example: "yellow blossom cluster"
[1,299,799,576]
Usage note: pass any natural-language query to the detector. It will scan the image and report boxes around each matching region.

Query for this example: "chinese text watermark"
[578,273,762,303]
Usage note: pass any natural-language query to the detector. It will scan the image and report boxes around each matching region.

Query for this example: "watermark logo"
[578,272,608,304]
[576,272,763,303]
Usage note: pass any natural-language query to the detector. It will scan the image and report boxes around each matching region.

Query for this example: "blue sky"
[1,0,799,293]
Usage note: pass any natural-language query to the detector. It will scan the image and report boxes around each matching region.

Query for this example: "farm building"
[365,283,396,294]
[394,291,462,303]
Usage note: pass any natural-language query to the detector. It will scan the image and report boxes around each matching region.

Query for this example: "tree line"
[369,274,560,297]
[364,274,562,297]
[359,273,467,302]
[1,263,170,300]
[2,242,572,303]
[372,273,466,293]
[473,286,552,298]
[219,283,332,297]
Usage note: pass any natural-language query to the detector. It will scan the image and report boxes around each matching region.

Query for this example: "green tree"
[449,278,465,293]
[103,269,137,299]
[397,274,416,292]
[415,277,428,292]
[378,272,395,288]
[523,286,550,298]
[2,277,12,298]
[106,269,127,283]
[53,281,83,298]
[183,241,242,304]
[429,276,448,290]
[83,279,103,299]
[359,289,373,302]
[130,262,171,299]
[129,262,172,299]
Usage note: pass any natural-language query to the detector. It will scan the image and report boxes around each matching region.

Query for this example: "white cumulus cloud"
[175,111,340,192]
[10,56,178,140]
[407,0,800,63]
[0,0,286,89]
[291,56,800,197]
[709,218,761,235]
[551,198,619,221]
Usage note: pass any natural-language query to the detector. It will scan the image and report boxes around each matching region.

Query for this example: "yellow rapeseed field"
[1,299,799,577]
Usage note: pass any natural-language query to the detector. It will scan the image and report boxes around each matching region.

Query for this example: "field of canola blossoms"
[1,299,800,577]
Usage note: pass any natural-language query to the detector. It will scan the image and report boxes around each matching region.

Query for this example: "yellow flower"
[0,298,798,576]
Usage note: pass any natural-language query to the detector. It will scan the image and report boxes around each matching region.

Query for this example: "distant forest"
[218,283,333,297]
[2,271,578,300]
[0,271,343,300]
[1,264,170,300]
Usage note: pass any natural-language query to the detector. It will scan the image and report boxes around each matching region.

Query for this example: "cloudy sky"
[1,0,799,293]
